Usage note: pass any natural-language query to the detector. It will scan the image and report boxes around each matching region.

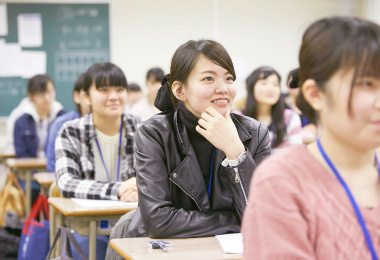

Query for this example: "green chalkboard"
[0,3,110,117]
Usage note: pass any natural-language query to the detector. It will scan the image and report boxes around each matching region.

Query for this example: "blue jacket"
[14,102,65,158]
[46,111,80,172]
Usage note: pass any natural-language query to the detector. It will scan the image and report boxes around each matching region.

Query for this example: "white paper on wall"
[0,43,22,77]
[0,4,8,36]
[17,13,43,47]
[20,51,47,79]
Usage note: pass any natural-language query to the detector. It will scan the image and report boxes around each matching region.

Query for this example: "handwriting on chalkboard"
[60,25,104,35]
[59,7,99,21]
[58,38,102,51]
[54,50,109,82]
[0,79,26,96]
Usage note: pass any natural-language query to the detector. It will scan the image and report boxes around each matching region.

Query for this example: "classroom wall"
[111,0,362,97]
[0,0,374,150]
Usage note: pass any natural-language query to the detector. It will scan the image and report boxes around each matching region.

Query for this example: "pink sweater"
[242,145,380,260]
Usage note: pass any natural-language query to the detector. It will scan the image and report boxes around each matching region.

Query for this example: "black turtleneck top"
[178,102,215,191]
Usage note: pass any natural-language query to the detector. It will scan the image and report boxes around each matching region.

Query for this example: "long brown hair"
[244,66,285,148]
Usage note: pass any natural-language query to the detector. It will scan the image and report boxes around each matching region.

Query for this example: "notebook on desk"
[71,198,138,208]
[215,233,243,254]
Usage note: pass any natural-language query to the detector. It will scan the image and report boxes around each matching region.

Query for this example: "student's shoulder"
[253,145,314,185]
[123,112,142,127]
[53,111,79,126]
[60,113,89,132]
[14,113,33,125]
[283,108,300,124]
[139,111,176,133]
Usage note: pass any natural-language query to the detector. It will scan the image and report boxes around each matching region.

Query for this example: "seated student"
[55,62,141,201]
[46,73,90,172]
[128,67,164,120]
[242,16,380,259]
[124,83,143,113]
[14,74,65,158]
[285,68,318,144]
[5,97,31,152]
[243,66,302,152]
[115,39,271,239]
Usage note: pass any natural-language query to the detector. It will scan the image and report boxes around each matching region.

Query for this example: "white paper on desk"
[0,4,8,36]
[17,13,43,47]
[20,50,46,78]
[215,233,243,254]
[0,43,22,77]
[71,198,138,208]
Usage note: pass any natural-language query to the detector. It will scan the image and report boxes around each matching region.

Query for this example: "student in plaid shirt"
[55,62,141,201]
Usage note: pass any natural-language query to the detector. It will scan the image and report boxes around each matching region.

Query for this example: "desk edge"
[110,239,134,260]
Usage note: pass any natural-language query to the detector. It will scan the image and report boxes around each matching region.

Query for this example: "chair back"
[49,181,61,198]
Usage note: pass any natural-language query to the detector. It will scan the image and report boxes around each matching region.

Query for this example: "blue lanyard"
[95,117,123,182]
[208,147,216,197]
[317,139,379,260]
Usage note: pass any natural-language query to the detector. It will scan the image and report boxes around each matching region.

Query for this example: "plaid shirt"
[55,113,141,200]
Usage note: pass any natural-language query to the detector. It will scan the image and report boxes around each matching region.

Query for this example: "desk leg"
[55,212,63,258]
[89,220,96,260]
[49,204,56,248]
[25,170,31,217]
[40,187,44,220]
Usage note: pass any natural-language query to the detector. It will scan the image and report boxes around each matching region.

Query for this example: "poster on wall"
[17,13,43,47]
[0,4,8,36]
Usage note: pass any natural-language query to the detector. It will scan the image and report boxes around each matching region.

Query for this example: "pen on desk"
[156,241,167,252]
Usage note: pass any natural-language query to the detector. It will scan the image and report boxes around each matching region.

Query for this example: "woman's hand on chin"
[196,107,245,160]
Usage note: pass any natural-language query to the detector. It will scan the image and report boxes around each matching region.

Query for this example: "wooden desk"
[6,157,46,217]
[0,150,15,164]
[110,237,242,260]
[33,172,56,196]
[48,197,137,260]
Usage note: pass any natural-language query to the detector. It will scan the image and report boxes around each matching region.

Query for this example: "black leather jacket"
[127,109,271,238]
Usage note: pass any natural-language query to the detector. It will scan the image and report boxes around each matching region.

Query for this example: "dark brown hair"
[167,39,236,108]
[83,62,127,95]
[73,73,85,113]
[297,16,380,121]
[146,67,165,83]
[27,74,53,95]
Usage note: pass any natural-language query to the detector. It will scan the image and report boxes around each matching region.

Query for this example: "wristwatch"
[222,150,247,167]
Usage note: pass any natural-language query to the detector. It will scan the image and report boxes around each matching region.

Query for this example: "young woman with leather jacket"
[110,40,271,243]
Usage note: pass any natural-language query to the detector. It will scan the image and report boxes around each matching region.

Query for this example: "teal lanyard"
[317,139,379,260]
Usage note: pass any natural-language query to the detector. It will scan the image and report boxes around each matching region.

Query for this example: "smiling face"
[85,83,127,119]
[177,55,236,118]
[318,69,380,150]
[253,74,281,106]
